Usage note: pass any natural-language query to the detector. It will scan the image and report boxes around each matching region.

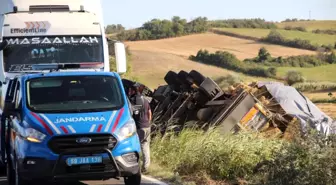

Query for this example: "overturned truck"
[122,70,336,138]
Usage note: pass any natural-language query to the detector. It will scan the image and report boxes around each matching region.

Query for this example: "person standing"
[129,83,152,172]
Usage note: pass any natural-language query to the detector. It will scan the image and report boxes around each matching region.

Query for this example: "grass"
[149,127,336,185]
[276,20,336,31]
[277,64,336,82]
[212,28,336,46]
[316,103,336,118]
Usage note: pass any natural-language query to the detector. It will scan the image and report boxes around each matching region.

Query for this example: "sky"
[101,0,336,29]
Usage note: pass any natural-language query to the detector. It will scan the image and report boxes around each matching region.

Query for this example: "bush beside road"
[147,128,336,185]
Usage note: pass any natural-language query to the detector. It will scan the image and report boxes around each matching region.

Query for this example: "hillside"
[125,32,315,61]
[276,20,336,31]
[212,28,336,46]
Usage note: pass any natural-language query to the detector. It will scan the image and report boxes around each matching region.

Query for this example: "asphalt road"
[0,171,166,185]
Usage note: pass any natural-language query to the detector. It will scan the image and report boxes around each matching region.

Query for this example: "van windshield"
[26,75,124,113]
[2,35,104,72]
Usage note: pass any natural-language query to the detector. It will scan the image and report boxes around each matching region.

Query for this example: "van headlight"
[116,119,137,141]
[23,128,46,143]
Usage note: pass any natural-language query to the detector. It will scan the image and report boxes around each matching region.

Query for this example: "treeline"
[208,18,277,29]
[105,24,125,34]
[116,16,208,41]
[281,18,314,22]
[244,47,336,67]
[312,29,336,35]
[260,30,318,51]
[189,50,277,78]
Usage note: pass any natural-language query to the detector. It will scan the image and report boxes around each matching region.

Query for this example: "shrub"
[208,18,277,29]
[260,30,318,51]
[286,71,305,86]
[214,74,242,89]
[312,29,336,35]
[293,82,336,92]
[251,132,336,185]
[284,26,307,32]
[190,49,277,78]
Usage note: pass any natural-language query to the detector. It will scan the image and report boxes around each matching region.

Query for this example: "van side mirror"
[0,41,8,51]
[114,42,127,74]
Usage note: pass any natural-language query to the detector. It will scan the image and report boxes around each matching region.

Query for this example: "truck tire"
[124,168,141,185]
[164,71,181,92]
[189,70,206,86]
[177,70,193,86]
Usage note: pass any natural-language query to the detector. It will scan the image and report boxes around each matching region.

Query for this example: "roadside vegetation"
[189,47,336,79]
[148,127,336,185]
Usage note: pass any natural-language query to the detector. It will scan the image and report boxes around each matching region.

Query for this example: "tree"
[258,47,271,62]
[105,24,125,34]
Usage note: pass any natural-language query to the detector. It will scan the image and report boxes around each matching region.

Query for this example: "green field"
[277,64,336,82]
[276,20,336,31]
[213,28,336,46]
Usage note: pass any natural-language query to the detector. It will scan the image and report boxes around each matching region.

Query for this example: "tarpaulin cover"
[257,82,336,136]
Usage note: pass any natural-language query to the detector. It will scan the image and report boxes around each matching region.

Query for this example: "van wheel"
[124,168,141,185]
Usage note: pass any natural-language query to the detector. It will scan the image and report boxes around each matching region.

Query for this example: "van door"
[0,78,15,164]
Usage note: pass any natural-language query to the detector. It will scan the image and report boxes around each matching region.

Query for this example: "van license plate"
[66,156,103,166]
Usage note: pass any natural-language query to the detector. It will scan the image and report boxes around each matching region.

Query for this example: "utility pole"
[309,10,311,20]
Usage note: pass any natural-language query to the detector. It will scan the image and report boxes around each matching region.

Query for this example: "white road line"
[142,175,170,185]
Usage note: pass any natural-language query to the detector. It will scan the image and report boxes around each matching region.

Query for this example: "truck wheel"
[189,70,206,86]
[124,168,141,185]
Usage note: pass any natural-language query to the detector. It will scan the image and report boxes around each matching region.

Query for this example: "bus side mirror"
[114,42,127,74]
[0,41,8,51]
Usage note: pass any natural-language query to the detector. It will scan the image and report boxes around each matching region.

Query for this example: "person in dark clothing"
[129,82,152,172]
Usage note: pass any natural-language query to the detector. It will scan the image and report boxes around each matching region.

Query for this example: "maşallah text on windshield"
[5,36,99,45]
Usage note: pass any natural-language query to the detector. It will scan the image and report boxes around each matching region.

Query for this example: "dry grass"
[125,33,315,61]
[128,50,270,89]
[303,91,335,100]
[316,103,336,118]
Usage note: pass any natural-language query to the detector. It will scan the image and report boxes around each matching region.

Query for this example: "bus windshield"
[2,35,104,72]
[26,75,124,113]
